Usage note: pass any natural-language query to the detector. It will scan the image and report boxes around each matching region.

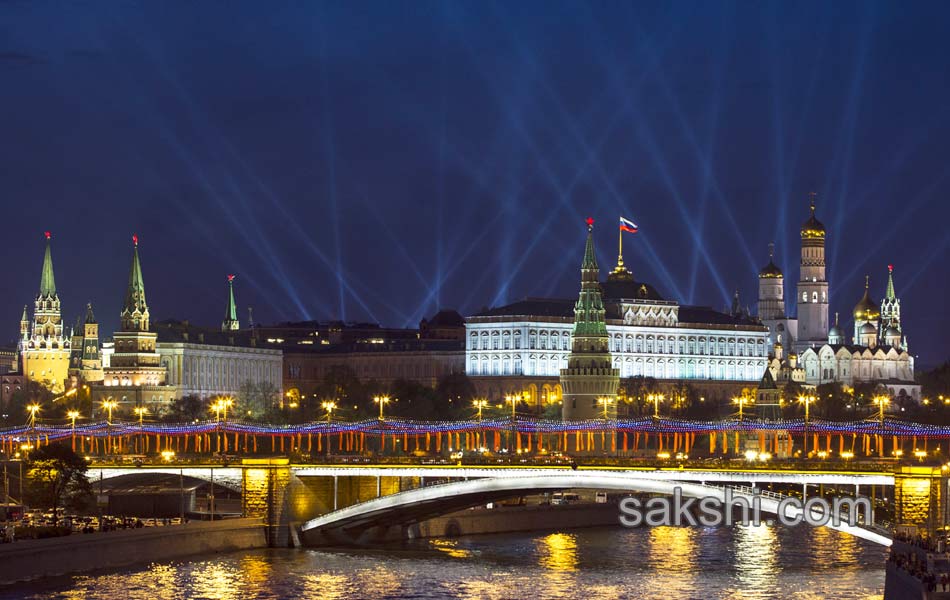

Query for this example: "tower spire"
[39,231,56,297]
[885,264,896,300]
[121,234,149,331]
[222,274,240,331]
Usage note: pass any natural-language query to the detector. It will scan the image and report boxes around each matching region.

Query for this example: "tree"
[164,395,208,422]
[5,380,55,426]
[24,444,93,525]
[238,380,280,418]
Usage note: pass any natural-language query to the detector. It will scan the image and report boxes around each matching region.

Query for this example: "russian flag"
[619,217,638,233]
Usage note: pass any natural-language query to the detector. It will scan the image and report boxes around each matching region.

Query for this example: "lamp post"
[220,397,233,422]
[134,405,148,427]
[648,393,665,419]
[67,409,80,452]
[26,403,41,429]
[797,394,817,424]
[322,400,337,423]
[504,394,519,419]
[473,399,488,449]
[873,395,890,425]
[67,410,79,431]
[102,399,118,424]
[598,396,614,420]
[798,394,817,456]
[473,398,488,421]
[373,395,391,420]
[732,395,752,421]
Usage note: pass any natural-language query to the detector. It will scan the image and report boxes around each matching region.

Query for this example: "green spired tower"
[560,218,619,422]
[222,274,240,331]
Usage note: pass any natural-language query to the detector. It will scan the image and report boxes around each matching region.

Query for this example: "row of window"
[469,355,765,380]
[469,330,767,357]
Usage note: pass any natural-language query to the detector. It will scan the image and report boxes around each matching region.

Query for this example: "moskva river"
[5,524,886,599]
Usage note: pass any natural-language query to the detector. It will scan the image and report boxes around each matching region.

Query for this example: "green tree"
[5,380,56,426]
[238,381,280,418]
[24,444,93,524]
[164,395,208,422]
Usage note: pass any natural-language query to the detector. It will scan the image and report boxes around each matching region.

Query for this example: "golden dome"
[853,276,880,320]
[759,260,783,278]
[801,202,825,238]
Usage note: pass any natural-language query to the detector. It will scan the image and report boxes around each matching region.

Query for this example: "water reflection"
[6,525,887,600]
[648,526,697,573]
[430,538,473,559]
[734,524,779,593]
[536,533,578,572]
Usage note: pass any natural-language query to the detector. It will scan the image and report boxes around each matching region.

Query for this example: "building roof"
[473,298,576,318]
[152,319,274,351]
[600,278,665,302]
[801,201,825,237]
[471,297,761,328]
[425,309,465,327]
[282,338,463,355]
[39,232,56,297]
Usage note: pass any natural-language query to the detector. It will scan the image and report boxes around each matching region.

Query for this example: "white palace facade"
[465,228,770,406]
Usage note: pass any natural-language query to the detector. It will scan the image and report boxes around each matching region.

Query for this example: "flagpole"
[617,217,623,267]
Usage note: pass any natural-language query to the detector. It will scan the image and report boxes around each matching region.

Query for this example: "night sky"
[2,2,949,366]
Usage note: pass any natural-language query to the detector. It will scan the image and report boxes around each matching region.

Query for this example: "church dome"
[759,260,783,278]
[828,323,842,339]
[801,203,825,238]
[884,326,900,338]
[860,322,877,335]
[853,280,880,320]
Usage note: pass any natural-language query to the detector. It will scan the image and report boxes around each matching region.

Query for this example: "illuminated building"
[154,278,282,405]
[755,199,917,400]
[560,219,619,420]
[67,303,104,385]
[90,236,177,410]
[18,232,70,392]
[465,221,771,410]
[795,198,830,350]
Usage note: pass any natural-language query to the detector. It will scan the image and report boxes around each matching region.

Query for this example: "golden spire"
[610,216,633,280]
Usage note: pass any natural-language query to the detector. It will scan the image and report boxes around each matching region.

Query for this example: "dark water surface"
[4,524,886,599]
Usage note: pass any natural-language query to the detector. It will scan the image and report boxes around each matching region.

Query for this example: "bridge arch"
[89,467,244,493]
[300,474,891,547]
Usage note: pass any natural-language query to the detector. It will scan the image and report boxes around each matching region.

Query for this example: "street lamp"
[597,396,614,420]
[797,394,817,424]
[373,395,391,420]
[473,398,488,421]
[647,393,665,419]
[26,403,41,429]
[504,394,520,419]
[219,397,233,422]
[102,399,118,424]
[873,395,890,425]
[67,410,80,431]
[133,405,148,427]
[322,400,337,423]
[732,395,752,421]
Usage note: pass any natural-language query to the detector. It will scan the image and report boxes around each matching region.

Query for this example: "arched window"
[812,291,818,303]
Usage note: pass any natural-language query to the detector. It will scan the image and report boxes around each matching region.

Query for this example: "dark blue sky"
[2,1,948,366]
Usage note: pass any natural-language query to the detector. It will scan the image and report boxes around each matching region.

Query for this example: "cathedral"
[18,232,71,392]
[756,199,918,401]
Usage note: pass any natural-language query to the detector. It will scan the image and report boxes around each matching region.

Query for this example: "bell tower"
[795,196,829,351]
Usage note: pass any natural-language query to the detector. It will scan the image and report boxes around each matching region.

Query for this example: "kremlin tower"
[19,232,70,392]
[560,218,619,422]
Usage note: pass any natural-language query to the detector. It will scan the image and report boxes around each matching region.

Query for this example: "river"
[3,524,886,599]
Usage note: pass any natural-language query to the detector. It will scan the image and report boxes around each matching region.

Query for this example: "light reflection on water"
[4,525,886,600]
